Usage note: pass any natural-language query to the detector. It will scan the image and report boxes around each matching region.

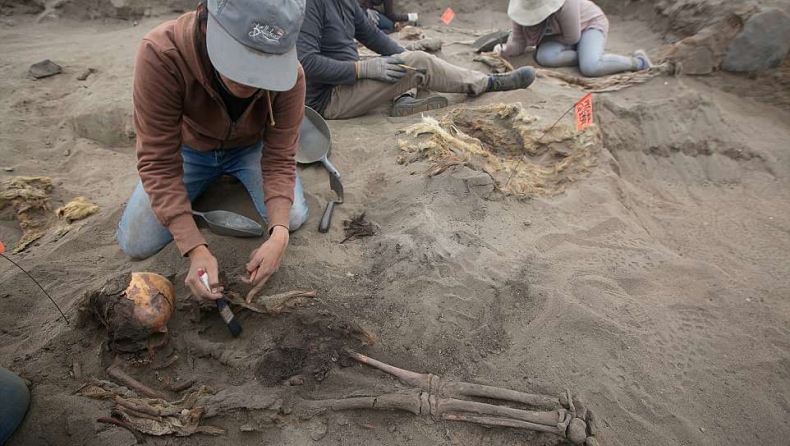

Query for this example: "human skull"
[89,272,175,353]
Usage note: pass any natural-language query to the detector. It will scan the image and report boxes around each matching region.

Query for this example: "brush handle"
[216,299,242,338]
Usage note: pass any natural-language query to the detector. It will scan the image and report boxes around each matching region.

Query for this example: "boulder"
[723,8,790,72]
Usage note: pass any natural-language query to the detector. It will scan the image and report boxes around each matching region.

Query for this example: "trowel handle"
[319,201,337,233]
[321,157,341,180]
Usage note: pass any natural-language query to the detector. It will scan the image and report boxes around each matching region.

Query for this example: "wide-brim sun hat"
[207,0,305,92]
[507,0,565,27]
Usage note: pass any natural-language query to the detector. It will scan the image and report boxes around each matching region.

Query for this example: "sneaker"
[487,66,536,92]
[390,95,449,117]
[633,50,652,71]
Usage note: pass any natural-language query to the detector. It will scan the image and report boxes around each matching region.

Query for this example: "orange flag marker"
[441,7,455,25]
[574,93,594,131]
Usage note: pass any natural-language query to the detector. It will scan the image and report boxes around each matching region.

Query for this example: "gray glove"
[357,56,407,83]
[366,9,380,26]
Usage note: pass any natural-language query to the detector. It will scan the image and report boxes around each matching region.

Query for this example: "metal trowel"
[318,170,344,233]
[193,210,263,237]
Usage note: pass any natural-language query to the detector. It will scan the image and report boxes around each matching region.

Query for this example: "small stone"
[28,60,62,79]
[723,8,790,72]
[388,425,397,433]
[76,68,96,81]
[286,375,304,386]
[700,427,706,433]
[523,220,532,226]
[63,149,71,156]
[3,167,14,172]
[133,21,138,27]
[308,419,328,441]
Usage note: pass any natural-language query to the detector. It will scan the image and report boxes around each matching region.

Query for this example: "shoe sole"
[391,96,449,117]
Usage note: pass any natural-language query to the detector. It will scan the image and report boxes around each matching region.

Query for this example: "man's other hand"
[242,226,290,302]
[366,8,380,26]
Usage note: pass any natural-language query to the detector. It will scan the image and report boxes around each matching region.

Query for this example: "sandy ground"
[1,1,789,445]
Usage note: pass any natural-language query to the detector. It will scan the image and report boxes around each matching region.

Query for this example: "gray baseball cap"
[207,0,305,92]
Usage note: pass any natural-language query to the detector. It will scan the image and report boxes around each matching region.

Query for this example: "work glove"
[356,56,407,83]
[493,43,506,54]
[407,13,418,22]
[366,9,380,26]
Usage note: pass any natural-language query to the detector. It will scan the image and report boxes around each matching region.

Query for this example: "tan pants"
[322,51,491,120]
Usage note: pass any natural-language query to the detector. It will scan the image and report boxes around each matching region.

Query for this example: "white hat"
[507,0,565,27]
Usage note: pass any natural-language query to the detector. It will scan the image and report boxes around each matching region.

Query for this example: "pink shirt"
[503,0,609,57]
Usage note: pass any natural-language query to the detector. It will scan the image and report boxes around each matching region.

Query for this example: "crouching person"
[117,0,308,301]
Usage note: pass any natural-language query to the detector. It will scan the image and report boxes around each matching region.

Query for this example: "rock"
[76,68,96,81]
[28,60,62,79]
[308,419,328,441]
[723,8,790,72]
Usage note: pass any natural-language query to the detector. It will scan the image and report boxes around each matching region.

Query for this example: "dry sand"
[1,1,789,445]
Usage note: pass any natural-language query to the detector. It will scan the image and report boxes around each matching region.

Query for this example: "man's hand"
[242,226,289,302]
[186,245,223,301]
[357,57,407,83]
[366,8,380,26]
[493,43,506,55]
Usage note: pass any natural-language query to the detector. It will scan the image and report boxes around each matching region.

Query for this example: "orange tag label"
[440,7,455,25]
[574,93,593,131]
[0,240,4,254]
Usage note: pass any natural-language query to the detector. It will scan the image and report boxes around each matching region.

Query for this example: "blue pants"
[366,9,395,32]
[116,142,308,259]
[536,29,635,77]
[0,367,29,444]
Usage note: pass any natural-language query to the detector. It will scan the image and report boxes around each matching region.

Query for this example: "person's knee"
[288,202,309,231]
[578,58,602,77]
[116,226,161,260]
[401,50,432,66]
[535,50,557,68]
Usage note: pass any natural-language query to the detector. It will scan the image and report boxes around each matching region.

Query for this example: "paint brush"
[398,64,427,75]
[198,269,242,337]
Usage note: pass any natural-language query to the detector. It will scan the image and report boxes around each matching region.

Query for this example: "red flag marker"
[574,93,594,131]
[441,7,455,25]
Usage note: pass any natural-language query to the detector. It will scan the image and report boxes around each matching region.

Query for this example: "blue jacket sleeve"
[297,0,357,86]
[353,0,404,56]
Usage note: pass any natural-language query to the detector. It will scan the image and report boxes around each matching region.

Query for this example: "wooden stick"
[106,365,167,400]
[441,413,564,434]
[345,350,432,388]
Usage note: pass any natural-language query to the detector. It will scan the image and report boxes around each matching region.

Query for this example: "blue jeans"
[536,29,635,77]
[0,367,29,444]
[116,142,308,259]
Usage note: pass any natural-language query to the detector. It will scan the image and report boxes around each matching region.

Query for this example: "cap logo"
[248,23,286,42]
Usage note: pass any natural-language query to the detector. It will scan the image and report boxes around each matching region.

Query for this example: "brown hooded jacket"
[133,11,305,256]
